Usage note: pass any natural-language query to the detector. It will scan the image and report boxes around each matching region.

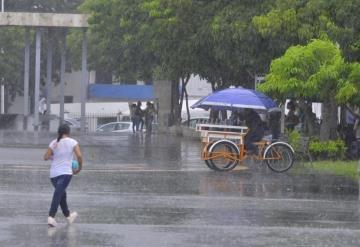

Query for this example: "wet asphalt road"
[0,132,359,246]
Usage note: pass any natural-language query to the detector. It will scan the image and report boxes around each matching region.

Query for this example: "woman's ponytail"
[57,124,70,142]
[57,133,62,143]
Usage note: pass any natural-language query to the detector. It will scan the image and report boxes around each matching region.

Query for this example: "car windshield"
[100,123,115,132]
[115,123,130,130]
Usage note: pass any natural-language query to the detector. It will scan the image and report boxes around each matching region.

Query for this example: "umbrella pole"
[281,103,285,135]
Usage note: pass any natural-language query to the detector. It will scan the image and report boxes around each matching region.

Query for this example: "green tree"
[80,0,279,123]
[79,0,155,83]
[81,0,202,123]
[253,0,360,63]
[140,0,205,123]
[192,0,275,90]
[0,27,24,112]
[259,39,360,141]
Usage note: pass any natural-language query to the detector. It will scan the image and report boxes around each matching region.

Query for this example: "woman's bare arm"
[73,144,83,175]
[44,148,53,161]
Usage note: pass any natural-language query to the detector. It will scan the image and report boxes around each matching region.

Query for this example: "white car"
[64,118,81,131]
[96,121,134,133]
[181,117,209,129]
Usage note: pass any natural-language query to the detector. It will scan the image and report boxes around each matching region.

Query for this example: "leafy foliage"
[309,138,346,160]
[80,0,277,88]
[80,0,155,82]
[253,0,360,106]
[259,39,360,108]
[0,28,24,100]
[259,39,349,101]
[258,39,360,140]
[287,129,301,152]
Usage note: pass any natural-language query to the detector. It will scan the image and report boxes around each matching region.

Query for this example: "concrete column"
[46,29,53,115]
[154,80,172,128]
[80,29,88,134]
[33,28,41,131]
[0,84,4,114]
[59,30,67,125]
[23,28,30,129]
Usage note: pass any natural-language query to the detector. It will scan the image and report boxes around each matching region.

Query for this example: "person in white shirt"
[43,124,83,227]
[39,97,47,115]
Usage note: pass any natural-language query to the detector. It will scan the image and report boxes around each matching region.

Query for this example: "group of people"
[130,101,156,133]
[285,101,360,159]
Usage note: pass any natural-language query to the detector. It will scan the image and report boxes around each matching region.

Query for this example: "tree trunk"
[182,74,191,124]
[185,87,190,124]
[4,86,9,113]
[179,78,185,119]
[170,79,181,126]
[320,99,338,141]
[211,81,216,92]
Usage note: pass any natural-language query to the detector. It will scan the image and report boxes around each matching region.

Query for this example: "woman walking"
[44,124,83,227]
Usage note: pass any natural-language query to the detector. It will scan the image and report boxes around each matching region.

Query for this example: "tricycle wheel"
[264,142,294,172]
[208,140,239,171]
[204,143,216,170]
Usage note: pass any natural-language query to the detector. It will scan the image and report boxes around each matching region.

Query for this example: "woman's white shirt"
[49,137,78,178]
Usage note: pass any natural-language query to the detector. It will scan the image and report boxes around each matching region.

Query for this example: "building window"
[64,96,73,103]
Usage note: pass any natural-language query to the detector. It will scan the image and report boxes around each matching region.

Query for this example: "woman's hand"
[73,167,82,175]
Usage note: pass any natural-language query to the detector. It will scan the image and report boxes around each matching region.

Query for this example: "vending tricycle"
[191,87,295,172]
[195,123,294,172]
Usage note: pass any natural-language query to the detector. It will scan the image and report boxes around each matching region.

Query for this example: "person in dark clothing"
[144,102,156,133]
[134,101,144,132]
[130,103,137,133]
[242,109,265,155]
[285,101,299,131]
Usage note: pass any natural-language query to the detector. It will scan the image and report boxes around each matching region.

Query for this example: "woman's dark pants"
[49,175,72,217]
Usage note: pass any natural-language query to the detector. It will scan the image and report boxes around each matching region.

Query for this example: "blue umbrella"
[191,87,277,111]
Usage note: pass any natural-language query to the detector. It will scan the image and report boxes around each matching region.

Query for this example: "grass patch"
[301,160,359,180]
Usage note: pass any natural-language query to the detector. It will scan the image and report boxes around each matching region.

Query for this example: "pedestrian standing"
[43,124,83,227]
[39,97,47,115]
[144,102,156,133]
[134,101,144,132]
[285,101,299,131]
[130,103,137,133]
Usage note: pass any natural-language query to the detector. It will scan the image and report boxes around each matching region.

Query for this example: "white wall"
[181,99,209,119]
[50,102,131,116]
[186,75,212,99]
[180,75,211,120]
[8,70,95,114]
[51,70,95,103]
